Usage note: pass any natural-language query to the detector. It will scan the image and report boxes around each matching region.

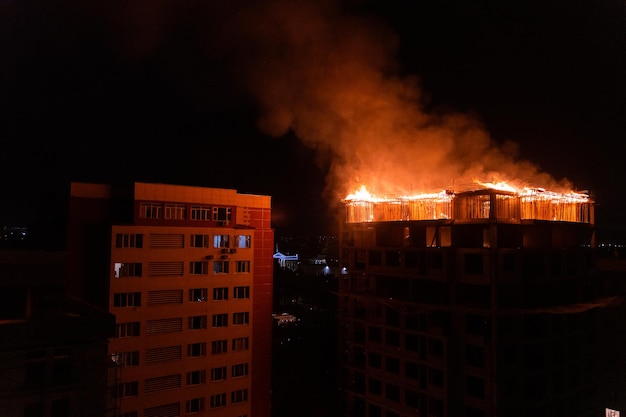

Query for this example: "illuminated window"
[190,205,211,220]
[190,234,209,248]
[233,286,250,299]
[233,312,249,325]
[236,235,251,248]
[213,235,230,248]
[188,315,207,330]
[211,340,227,354]
[115,233,143,248]
[139,203,162,219]
[212,313,228,327]
[236,260,250,273]
[213,261,229,274]
[113,292,141,307]
[111,351,139,366]
[114,262,142,278]
[213,287,228,300]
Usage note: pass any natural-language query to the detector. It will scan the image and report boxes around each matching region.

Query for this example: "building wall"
[337,215,622,417]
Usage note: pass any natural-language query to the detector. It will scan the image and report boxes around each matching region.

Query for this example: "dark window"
[368,326,382,342]
[464,253,484,274]
[385,356,400,374]
[368,378,382,395]
[467,375,485,398]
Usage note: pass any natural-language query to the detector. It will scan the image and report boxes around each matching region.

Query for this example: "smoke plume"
[106,0,575,200]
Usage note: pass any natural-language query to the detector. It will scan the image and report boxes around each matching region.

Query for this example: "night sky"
[1,0,624,237]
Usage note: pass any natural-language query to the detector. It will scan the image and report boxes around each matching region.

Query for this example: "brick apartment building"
[65,182,273,417]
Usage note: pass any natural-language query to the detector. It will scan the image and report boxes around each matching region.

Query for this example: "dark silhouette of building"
[337,187,626,417]
[65,182,273,417]
[0,251,115,417]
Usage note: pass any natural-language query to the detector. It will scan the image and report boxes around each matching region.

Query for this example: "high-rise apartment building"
[337,187,626,417]
[66,182,273,417]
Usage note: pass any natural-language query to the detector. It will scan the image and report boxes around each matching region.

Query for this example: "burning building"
[336,183,625,417]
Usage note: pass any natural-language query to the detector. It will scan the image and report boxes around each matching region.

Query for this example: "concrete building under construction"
[337,187,626,417]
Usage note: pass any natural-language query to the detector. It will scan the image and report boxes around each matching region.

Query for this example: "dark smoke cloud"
[92,0,575,199]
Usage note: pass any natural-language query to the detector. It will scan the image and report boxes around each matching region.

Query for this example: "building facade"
[0,251,115,417]
[66,182,273,417]
[337,188,626,417]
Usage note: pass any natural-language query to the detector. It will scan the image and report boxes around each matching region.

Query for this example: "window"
[186,398,204,413]
[111,351,139,366]
[467,375,485,398]
[115,322,140,338]
[233,312,249,325]
[232,363,248,378]
[164,204,186,220]
[386,384,400,402]
[386,330,400,347]
[190,261,208,275]
[232,337,249,351]
[231,389,248,404]
[236,260,250,273]
[139,203,162,219]
[212,207,232,222]
[236,235,251,248]
[210,393,226,408]
[190,234,209,248]
[385,356,400,374]
[211,340,227,354]
[233,286,250,299]
[213,235,230,248]
[369,378,382,395]
[210,366,227,381]
[187,343,206,357]
[190,205,211,220]
[189,315,207,329]
[113,292,141,307]
[114,262,142,278]
[212,314,228,327]
[368,352,382,369]
[466,344,485,367]
[213,261,229,274]
[189,288,208,302]
[213,287,228,300]
[116,381,138,398]
[405,361,419,380]
[187,370,206,385]
[115,233,143,248]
